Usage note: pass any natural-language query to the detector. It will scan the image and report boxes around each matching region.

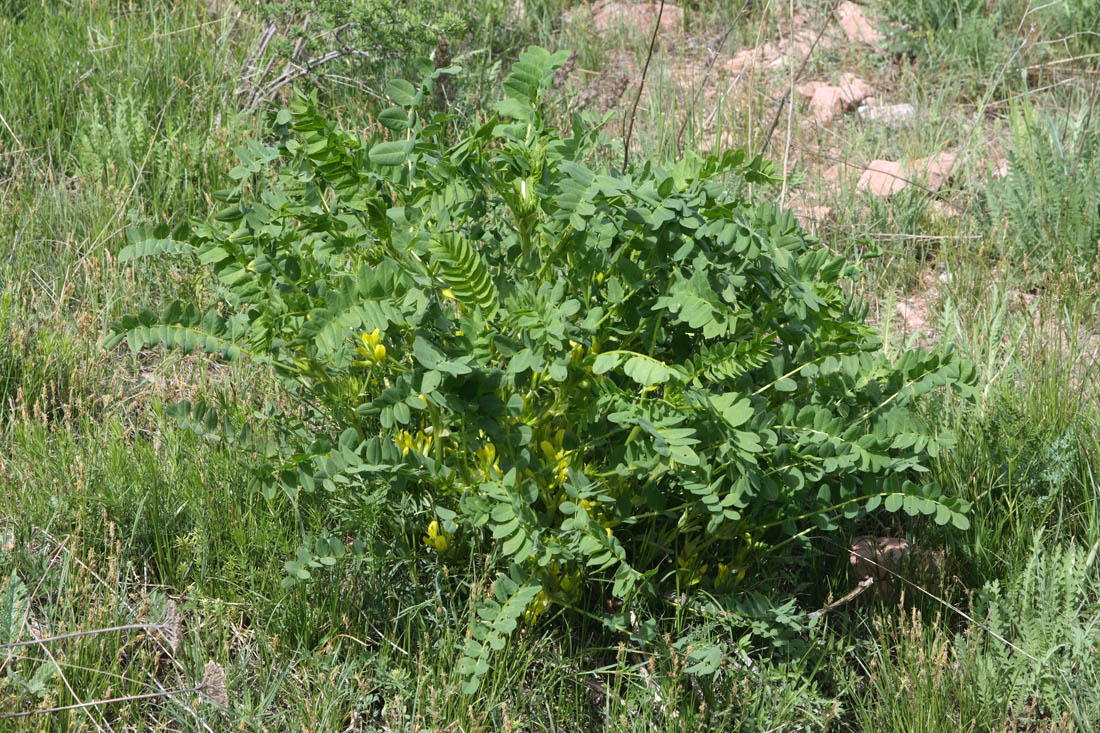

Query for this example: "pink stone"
[914,152,958,191]
[798,80,829,99]
[858,159,907,196]
[836,72,875,106]
[568,1,685,37]
[836,1,884,51]
[850,536,910,582]
[810,85,847,124]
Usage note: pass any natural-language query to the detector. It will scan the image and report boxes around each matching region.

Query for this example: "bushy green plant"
[105,48,976,690]
[985,103,1100,283]
[1043,0,1100,53]
[967,538,1100,727]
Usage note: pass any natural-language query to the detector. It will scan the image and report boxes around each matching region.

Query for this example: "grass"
[2,0,1100,729]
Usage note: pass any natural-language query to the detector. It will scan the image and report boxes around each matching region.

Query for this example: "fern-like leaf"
[118,237,194,261]
[456,574,543,693]
[429,232,498,318]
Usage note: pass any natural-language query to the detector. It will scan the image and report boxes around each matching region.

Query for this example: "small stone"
[857,103,916,124]
[566,2,685,38]
[914,152,958,191]
[798,80,829,98]
[858,159,907,196]
[801,74,875,125]
[823,164,842,183]
[725,43,780,74]
[810,86,847,124]
[836,1,884,50]
[836,72,874,105]
[850,537,910,583]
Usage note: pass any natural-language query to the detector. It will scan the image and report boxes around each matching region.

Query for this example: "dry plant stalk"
[0,659,230,720]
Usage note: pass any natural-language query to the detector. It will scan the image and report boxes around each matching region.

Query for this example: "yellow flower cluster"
[475,440,501,478]
[524,561,583,625]
[524,589,550,625]
[353,328,386,367]
[539,428,569,487]
[395,430,433,457]
[568,339,584,366]
[676,539,709,587]
[423,520,449,551]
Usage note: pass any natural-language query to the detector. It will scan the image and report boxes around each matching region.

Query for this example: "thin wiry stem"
[623,0,665,170]
[0,622,168,650]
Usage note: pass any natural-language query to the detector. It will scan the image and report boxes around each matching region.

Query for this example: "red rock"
[858,159,907,196]
[798,80,829,98]
[836,72,874,106]
[914,152,958,191]
[850,536,910,582]
[809,85,847,124]
[801,74,875,125]
[836,1,884,51]
[567,1,685,37]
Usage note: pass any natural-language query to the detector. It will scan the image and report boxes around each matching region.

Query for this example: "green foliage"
[106,47,977,690]
[967,538,1100,726]
[856,534,1100,731]
[0,571,57,705]
[1042,0,1100,53]
[985,103,1100,283]
[236,0,470,107]
[881,0,1020,99]
[885,0,984,33]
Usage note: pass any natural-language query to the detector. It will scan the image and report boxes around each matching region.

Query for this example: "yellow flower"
[540,440,557,462]
[423,520,449,551]
[569,340,584,365]
[355,329,386,365]
[441,288,455,299]
[524,589,550,625]
[476,442,501,477]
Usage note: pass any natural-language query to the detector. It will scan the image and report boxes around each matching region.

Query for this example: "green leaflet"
[428,232,499,319]
[456,574,543,693]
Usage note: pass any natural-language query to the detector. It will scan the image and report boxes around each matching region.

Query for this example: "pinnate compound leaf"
[456,578,543,692]
[428,233,498,318]
[119,237,194,261]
